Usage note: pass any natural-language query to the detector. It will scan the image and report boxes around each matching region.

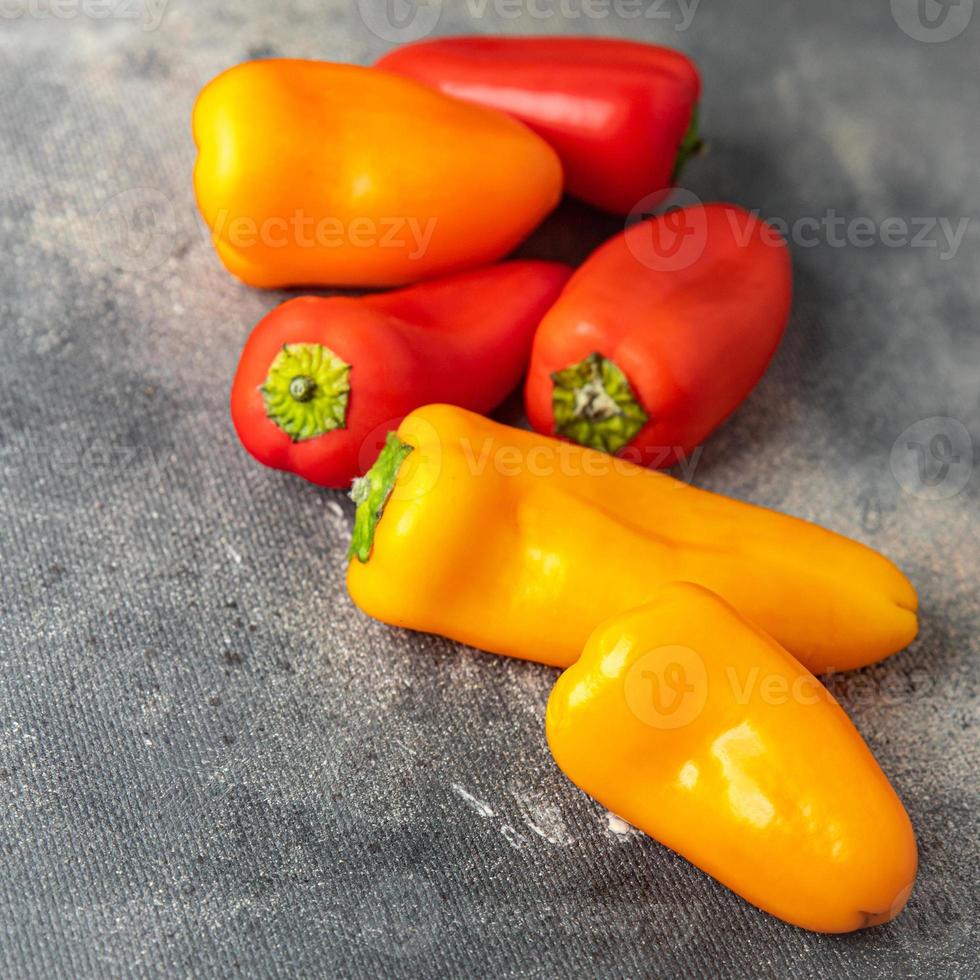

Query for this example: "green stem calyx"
[348,432,414,564]
[288,375,317,402]
[551,352,649,454]
[261,343,351,442]
[671,103,703,183]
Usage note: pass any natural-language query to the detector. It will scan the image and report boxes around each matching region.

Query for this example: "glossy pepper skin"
[230,262,572,488]
[377,36,701,215]
[346,406,917,674]
[525,202,792,467]
[192,60,563,288]
[547,583,918,933]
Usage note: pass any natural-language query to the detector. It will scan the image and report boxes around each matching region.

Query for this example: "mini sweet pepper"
[346,405,917,674]
[547,582,917,932]
[193,59,563,288]
[377,36,701,214]
[525,202,792,467]
[231,262,571,488]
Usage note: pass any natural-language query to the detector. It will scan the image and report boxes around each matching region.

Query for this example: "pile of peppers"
[195,38,920,935]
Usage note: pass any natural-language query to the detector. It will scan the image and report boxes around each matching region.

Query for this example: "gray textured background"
[1,1,978,977]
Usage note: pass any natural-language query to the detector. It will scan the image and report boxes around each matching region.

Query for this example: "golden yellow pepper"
[546,582,917,932]
[346,405,918,674]
[192,60,562,288]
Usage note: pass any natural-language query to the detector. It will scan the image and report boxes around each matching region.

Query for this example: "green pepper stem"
[348,432,414,564]
[261,343,351,442]
[551,352,649,454]
[671,104,703,183]
[288,375,317,403]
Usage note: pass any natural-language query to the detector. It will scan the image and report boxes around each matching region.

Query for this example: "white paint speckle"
[605,812,636,837]
[499,824,527,850]
[451,784,495,819]
[522,801,574,846]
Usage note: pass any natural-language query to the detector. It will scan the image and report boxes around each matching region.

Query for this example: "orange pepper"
[346,406,917,675]
[546,582,917,932]
[192,59,563,288]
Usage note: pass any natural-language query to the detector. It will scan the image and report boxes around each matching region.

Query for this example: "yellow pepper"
[546,582,918,932]
[346,405,918,674]
[192,60,562,288]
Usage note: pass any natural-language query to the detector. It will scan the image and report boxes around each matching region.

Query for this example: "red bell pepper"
[376,36,702,215]
[524,203,792,467]
[231,261,572,488]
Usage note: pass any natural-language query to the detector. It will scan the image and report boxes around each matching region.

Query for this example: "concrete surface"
[0,1,977,977]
